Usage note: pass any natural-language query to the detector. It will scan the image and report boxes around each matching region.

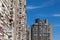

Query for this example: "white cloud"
[26,0,55,10]
[53,14,60,17]
[26,6,40,9]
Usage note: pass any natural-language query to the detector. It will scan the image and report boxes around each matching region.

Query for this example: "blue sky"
[26,0,60,40]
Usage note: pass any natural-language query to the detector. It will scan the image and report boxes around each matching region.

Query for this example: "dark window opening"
[9,19,13,23]
[10,11,13,14]
[19,22,21,24]
[10,8,13,10]
[19,12,21,14]
[20,3,22,6]
[19,27,21,29]
[9,23,12,26]
[20,8,21,9]
[24,5,26,8]
[11,4,13,7]
[2,4,4,7]
[11,0,13,2]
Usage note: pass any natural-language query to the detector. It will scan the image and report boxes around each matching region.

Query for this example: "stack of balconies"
[0,0,13,40]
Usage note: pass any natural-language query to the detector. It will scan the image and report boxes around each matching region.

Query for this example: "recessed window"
[19,27,21,29]
[19,22,21,24]
[24,5,26,8]
[11,4,13,7]
[9,19,13,23]
[19,12,21,14]
[10,8,13,10]
[10,11,13,14]
[20,8,21,9]
[11,0,13,2]
[2,4,4,7]
[9,23,12,26]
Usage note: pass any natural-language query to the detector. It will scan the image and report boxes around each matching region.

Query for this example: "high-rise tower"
[0,0,26,40]
[0,0,13,40]
[12,0,26,40]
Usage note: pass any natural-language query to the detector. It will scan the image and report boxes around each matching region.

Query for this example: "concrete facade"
[26,27,31,40]
[0,0,26,40]
[0,0,13,40]
[12,0,26,40]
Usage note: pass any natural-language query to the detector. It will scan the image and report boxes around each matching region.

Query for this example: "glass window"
[34,34,38,36]
[39,34,42,36]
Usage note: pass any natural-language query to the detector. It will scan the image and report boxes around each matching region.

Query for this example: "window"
[20,8,21,9]
[10,11,13,14]
[9,19,13,23]
[11,4,13,7]
[34,34,38,36]
[11,0,13,2]
[17,8,19,12]
[19,22,21,24]
[19,27,21,29]
[10,8,13,10]
[19,12,21,14]
[24,5,26,8]
[39,34,42,36]
[2,4,4,7]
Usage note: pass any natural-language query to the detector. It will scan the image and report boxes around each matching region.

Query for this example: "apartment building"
[31,18,52,40]
[0,0,26,40]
